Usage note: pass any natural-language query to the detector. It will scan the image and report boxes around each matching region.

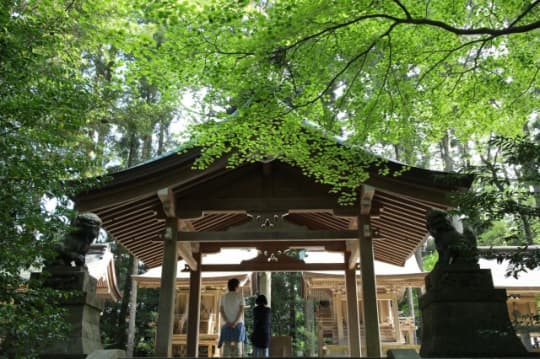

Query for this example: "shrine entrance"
[74,147,471,357]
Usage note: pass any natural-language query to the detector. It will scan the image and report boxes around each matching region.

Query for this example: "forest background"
[1,0,539,357]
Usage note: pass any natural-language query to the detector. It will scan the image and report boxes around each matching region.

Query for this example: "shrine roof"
[74,143,473,268]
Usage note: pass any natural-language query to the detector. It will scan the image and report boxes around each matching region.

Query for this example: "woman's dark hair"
[255,294,268,306]
[227,278,240,291]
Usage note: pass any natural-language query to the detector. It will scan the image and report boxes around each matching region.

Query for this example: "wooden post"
[187,252,202,357]
[345,252,361,357]
[155,218,179,356]
[335,292,344,344]
[359,214,381,357]
[259,272,272,307]
[391,295,401,342]
[407,287,417,344]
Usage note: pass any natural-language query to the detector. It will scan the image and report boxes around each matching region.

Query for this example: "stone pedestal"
[32,266,104,358]
[419,265,528,357]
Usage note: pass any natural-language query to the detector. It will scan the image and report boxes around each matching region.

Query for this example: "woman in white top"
[219,278,245,357]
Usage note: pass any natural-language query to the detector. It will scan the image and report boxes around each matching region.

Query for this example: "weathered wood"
[200,241,346,253]
[365,175,457,207]
[186,252,202,357]
[360,185,375,215]
[178,241,197,271]
[175,198,358,218]
[155,218,178,356]
[176,229,358,242]
[345,251,362,357]
[76,153,228,212]
[358,213,382,358]
[157,187,176,218]
[201,262,345,272]
[347,240,359,270]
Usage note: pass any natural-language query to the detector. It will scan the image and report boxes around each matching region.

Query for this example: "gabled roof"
[86,244,122,301]
[74,146,472,268]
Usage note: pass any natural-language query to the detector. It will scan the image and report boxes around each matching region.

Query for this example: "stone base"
[32,267,104,356]
[420,265,528,357]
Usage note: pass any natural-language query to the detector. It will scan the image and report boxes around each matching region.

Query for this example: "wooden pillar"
[259,272,272,307]
[345,252,361,357]
[155,218,179,356]
[407,287,417,344]
[359,214,381,357]
[187,252,202,357]
[391,294,401,342]
[335,293,345,344]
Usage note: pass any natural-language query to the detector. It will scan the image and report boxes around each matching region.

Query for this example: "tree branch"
[509,0,540,28]
[282,4,540,55]
[290,23,399,110]
[392,0,412,19]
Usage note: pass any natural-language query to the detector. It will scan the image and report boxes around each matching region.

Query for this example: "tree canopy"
[151,0,539,175]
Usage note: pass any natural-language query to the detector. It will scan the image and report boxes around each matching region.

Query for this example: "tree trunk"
[115,254,134,348]
[439,131,454,171]
[289,273,296,340]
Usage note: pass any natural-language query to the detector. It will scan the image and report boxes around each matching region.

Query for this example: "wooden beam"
[347,240,359,270]
[360,185,375,216]
[158,187,176,218]
[75,154,228,212]
[199,241,346,253]
[175,229,358,242]
[374,192,431,213]
[99,197,159,220]
[105,213,157,232]
[175,198,358,218]
[201,262,345,272]
[377,207,426,227]
[178,241,197,271]
[109,220,161,238]
[113,227,162,242]
[365,174,457,207]
[371,217,426,237]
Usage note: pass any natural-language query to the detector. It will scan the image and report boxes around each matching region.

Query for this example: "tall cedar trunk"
[126,258,139,356]
[115,254,134,348]
[114,135,138,348]
[439,131,454,172]
[127,132,138,166]
[158,120,165,155]
[289,272,296,340]
[142,133,152,160]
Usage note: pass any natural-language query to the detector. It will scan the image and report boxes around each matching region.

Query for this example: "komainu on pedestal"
[33,213,106,359]
[420,209,528,357]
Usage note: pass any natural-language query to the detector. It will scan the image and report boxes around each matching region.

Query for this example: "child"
[251,294,271,357]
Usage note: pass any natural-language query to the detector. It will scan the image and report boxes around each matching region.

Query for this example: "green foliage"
[0,1,104,355]
[0,286,72,358]
[123,0,540,199]
[422,251,439,272]
[457,135,540,245]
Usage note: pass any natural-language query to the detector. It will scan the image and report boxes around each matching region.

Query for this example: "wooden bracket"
[157,187,176,218]
[360,184,375,216]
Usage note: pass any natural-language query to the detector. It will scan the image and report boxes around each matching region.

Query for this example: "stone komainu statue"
[48,212,103,267]
[426,209,477,269]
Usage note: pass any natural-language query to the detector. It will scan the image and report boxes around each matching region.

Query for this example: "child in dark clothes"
[251,294,271,357]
